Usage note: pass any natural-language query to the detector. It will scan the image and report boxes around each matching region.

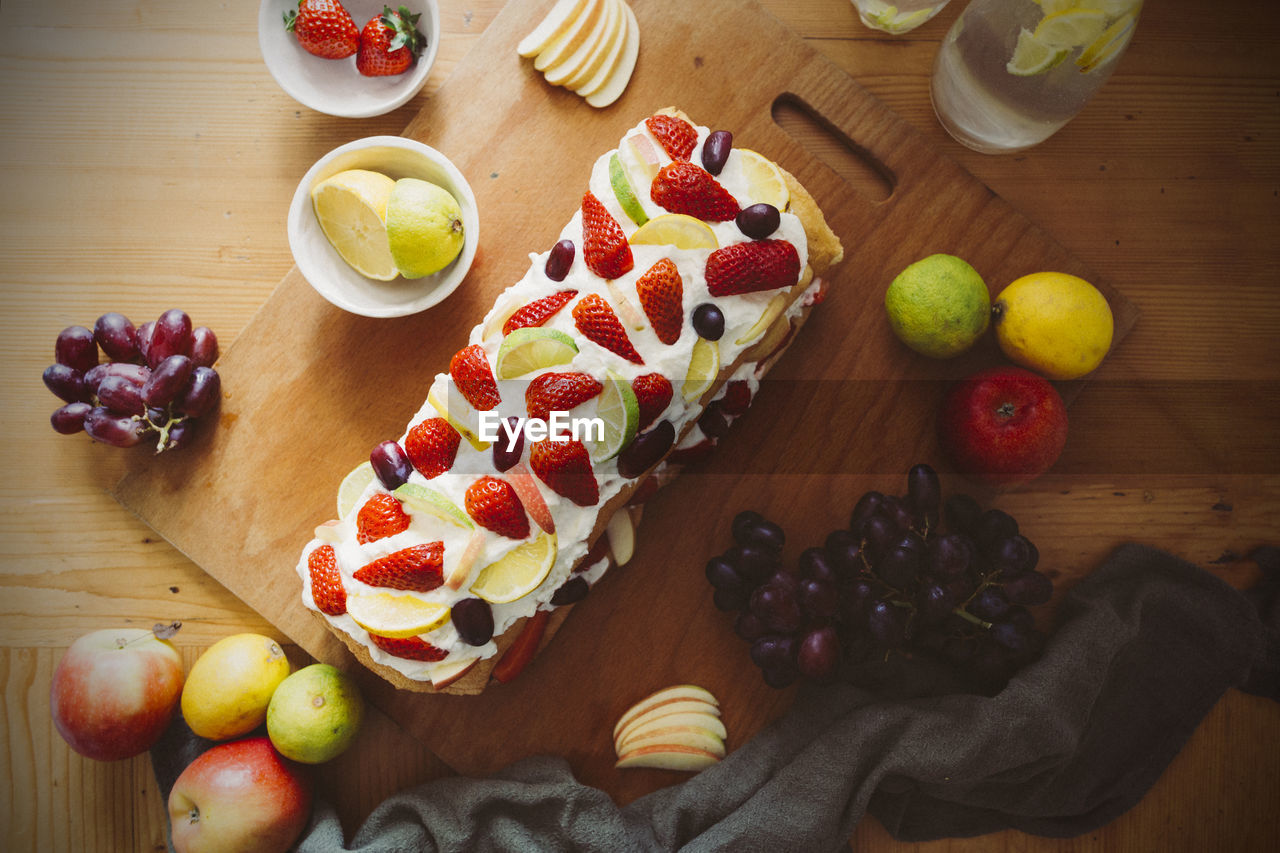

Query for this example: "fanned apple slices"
[614,684,726,771]
[518,0,640,108]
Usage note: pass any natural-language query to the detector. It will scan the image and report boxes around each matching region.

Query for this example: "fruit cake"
[296,109,843,693]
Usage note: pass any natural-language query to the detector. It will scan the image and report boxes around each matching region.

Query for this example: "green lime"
[393,482,474,529]
[266,663,364,764]
[587,371,640,462]
[385,178,465,279]
[884,254,990,358]
[495,327,579,379]
[609,152,648,227]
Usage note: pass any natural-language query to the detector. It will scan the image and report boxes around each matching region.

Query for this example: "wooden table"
[2,0,1276,849]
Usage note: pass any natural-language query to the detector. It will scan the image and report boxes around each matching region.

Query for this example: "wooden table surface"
[2,0,1277,850]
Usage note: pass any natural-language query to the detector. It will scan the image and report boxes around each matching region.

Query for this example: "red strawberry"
[356,492,411,544]
[503,290,578,336]
[705,239,801,297]
[572,293,643,364]
[284,0,359,59]
[580,192,633,280]
[369,633,448,662]
[353,542,444,591]
[308,544,347,615]
[450,344,501,411]
[645,114,698,161]
[650,162,740,222]
[635,259,684,345]
[632,373,673,431]
[529,438,598,507]
[465,476,530,540]
[719,379,753,416]
[525,372,603,424]
[404,417,460,478]
[356,5,423,77]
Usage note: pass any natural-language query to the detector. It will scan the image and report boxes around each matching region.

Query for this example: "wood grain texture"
[1,0,1277,850]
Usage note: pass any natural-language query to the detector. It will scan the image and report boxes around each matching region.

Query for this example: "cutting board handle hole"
[771,94,895,204]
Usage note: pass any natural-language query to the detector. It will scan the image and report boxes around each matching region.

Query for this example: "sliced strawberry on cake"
[581,192,633,280]
[465,476,530,540]
[308,545,347,616]
[705,240,801,296]
[572,293,644,364]
[404,417,461,478]
[635,259,684,345]
[450,344,501,411]
[650,162,739,222]
[645,114,698,161]
[530,438,598,507]
[525,371,604,424]
[354,543,445,592]
[503,290,578,336]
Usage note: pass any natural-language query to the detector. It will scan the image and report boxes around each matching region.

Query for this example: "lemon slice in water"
[1076,12,1137,72]
[1007,28,1071,76]
[1034,8,1108,48]
[469,533,558,604]
[311,169,397,281]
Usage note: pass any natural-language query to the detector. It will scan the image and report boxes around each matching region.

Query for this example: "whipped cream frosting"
[296,114,812,683]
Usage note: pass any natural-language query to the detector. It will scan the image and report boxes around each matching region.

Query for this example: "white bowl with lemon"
[288,135,478,318]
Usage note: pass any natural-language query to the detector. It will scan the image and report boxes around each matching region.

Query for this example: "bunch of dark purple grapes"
[706,463,1054,691]
[43,309,220,452]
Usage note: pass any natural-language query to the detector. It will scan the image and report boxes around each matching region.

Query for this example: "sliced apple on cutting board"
[613,684,727,771]
[519,0,639,108]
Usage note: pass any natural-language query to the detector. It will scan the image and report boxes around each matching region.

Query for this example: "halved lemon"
[337,461,376,518]
[1007,28,1071,76]
[495,327,580,379]
[393,483,474,530]
[736,149,790,211]
[1034,8,1108,49]
[311,169,398,281]
[469,532,558,604]
[347,591,450,639]
[1076,11,1137,72]
[682,337,720,402]
[629,214,718,250]
[587,371,640,462]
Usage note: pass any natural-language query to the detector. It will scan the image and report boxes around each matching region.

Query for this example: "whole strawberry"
[650,162,740,222]
[705,239,801,297]
[357,5,424,77]
[285,0,359,60]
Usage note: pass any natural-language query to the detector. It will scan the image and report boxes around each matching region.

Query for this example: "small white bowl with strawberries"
[259,1,440,118]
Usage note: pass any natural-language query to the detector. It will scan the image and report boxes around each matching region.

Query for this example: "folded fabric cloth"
[154,544,1278,852]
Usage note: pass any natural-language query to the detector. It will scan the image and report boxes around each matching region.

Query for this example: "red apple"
[168,737,312,853]
[938,366,1068,486]
[50,627,185,761]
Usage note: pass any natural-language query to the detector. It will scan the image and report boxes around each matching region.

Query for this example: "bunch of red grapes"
[707,464,1053,691]
[43,309,220,452]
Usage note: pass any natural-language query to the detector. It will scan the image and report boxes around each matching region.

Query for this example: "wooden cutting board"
[113,0,1135,801]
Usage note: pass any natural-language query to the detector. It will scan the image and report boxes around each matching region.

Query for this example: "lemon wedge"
[1007,27,1071,76]
[1034,8,1108,49]
[736,149,790,210]
[469,533,558,604]
[337,461,376,518]
[629,214,718,250]
[682,337,720,402]
[311,169,398,281]
[1076,11,1137,72]
[495,327,580,379]
[347,591,450,639]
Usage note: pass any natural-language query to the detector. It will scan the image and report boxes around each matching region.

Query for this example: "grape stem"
[952,608,992,630]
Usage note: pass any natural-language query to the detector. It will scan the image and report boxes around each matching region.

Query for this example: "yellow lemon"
[181,633,292,741]
[266,663,364,764]
[884,254,990,358]
[992,271,1114,379]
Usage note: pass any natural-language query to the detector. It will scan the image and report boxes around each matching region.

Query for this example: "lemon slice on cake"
[311,169,398,281]
[495,327,580,378]
[629,214,718,250]
[469,533,558,604]
[337,461,376,518]
[736,149,790,211]
[347,592,451,639]
[682,337,720,402]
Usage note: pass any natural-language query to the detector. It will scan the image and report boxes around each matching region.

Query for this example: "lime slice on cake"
[682,337,720,401]
[587,372,640,462]
[337,461,376,518]
[1007,28,1071,76]
[609,152,648,227]
[393,483,474,529]
[495,327,579,378]
[311,169,398,281]
[385,178,466,279]
[629,214,718,250]
[469,533,558,604]
[347,592,451,639]
[736,149,790,210]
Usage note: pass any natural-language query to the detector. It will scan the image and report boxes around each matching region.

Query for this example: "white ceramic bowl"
[259,0,440,118]
[288,136,479,318]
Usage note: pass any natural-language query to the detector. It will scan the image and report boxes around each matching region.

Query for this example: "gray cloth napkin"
[154,544,1278,852]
